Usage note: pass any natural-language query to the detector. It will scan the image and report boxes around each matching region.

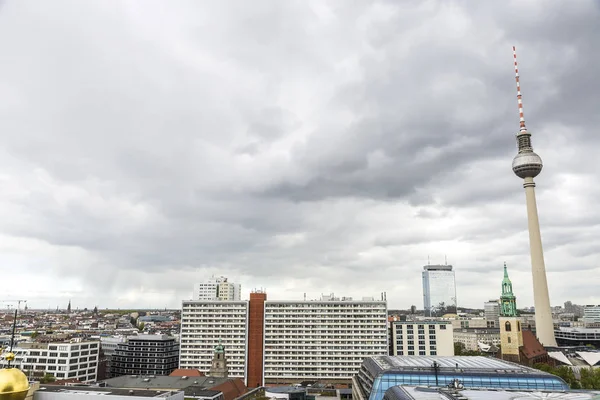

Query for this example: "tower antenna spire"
[513,46,527,132]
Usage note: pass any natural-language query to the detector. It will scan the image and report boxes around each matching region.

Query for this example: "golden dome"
[0,367,29,400]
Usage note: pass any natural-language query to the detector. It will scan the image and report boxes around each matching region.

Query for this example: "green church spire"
[500,262,518,317]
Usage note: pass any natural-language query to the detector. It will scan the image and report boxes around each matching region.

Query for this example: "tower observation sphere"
[512,141,543,179]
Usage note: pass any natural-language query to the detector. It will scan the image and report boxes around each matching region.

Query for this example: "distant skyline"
[1,1,599,309]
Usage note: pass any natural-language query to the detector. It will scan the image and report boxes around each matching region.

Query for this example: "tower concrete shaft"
[524,177,556,346]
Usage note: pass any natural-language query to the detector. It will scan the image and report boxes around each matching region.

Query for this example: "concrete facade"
[484,301,500,328]
[0,341,100,383]
[179,301,248,378]
[263,299,388,383]
[523,177,557,346]
[390,321,453,356]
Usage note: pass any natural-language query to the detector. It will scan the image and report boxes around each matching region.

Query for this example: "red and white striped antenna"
[513,46,527,132]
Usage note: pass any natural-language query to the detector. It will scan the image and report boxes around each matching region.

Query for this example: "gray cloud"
[0,0,598,310]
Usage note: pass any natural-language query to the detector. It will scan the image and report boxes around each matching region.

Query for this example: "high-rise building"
[484,300,500,328]
[263,297,388,383]
[510,46,557,347]
[179,301,248,377]
[389,321,454,356]
[422,265,457,317]
[0,341,100,383]
[179,293,388,385]
[193,276,241,301]
[111,335,179,377]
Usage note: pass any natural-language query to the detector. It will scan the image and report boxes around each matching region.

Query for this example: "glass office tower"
[422,265,457,317]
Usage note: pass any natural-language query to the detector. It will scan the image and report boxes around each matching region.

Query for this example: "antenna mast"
[513,46,528,132]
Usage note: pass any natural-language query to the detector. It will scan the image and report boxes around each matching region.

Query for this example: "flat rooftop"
[38,385,178,398]
[103,375,231,390]
[369,356,543,374]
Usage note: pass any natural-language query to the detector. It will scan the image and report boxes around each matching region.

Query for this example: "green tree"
[138,322,145,332]
[533,363,583,389]
[580,367,600,390]
[454,342,465,355]
[40,374,56,383]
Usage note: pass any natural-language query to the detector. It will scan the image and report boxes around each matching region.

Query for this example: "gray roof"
[38,385,179,398]
[182,387,222,398]
[102,375,231,390]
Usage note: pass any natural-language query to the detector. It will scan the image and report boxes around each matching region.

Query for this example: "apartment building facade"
[0,341,100,382]
[111,334,179,377]
[390,321,454,356]
[180,293,388,385]
[179,300,248,377]
[263,298,388,383]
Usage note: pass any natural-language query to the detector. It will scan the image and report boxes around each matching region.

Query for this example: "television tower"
[510,46,557,346]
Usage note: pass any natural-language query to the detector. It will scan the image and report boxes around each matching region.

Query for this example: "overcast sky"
[0,0,598,310]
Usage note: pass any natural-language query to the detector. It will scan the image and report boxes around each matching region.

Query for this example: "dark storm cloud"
[0,0,598,309]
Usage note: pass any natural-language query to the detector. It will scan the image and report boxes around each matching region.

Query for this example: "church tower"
[208,340,229,378]
[499,263,523,362]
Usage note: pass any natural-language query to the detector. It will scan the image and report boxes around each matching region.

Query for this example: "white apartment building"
[0,340,100,382]
[193,276,241,301]
[453,329,501,352]
[179,300,248,377]
[263,297,388,382]
[390,321,454,356]
[583,305,600,324]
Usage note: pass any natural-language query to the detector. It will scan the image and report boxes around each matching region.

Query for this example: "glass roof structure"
[354,356,569,400]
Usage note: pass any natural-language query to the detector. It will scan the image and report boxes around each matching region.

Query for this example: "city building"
[422,265,457,317]
[263,296,388,383]
[453,329,500,352]
[179,301,248,378]
[483,300,499,328]
[564,301,584,317]
[111,334,179,377]
[99,336,127,379]
[555,326,600,347]
[583,305,600,324]
[352,355,569,400]
[382,386,600,400]
[0,341,100,383]
[389,321,453,356]
[35,385,184,400]
[180,293,388,385]
[510,47,556,347]
[193,276,241,301]
[450,318,487,330]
